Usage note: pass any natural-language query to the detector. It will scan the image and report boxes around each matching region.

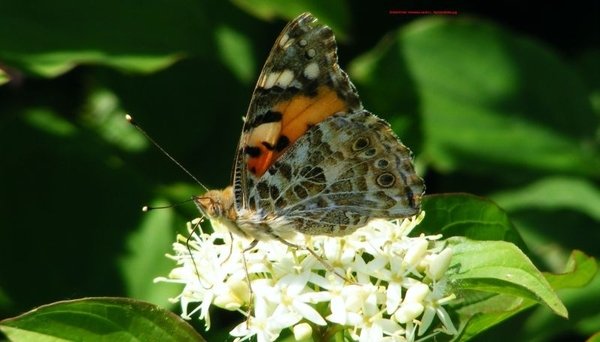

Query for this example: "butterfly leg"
[241,239,259,322]
[219,231,235,267]
[186,218,214,291]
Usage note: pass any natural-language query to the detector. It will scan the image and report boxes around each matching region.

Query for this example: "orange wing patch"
[246,86,349,177]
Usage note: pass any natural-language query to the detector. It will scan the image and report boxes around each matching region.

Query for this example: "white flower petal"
[327,295,349,324]
[428,247,453,281]
[436,305,459,335]
[394,302,425,323]
[158,213,459,341]
[404,283,430,304]
[386,282,403,314]
[292,300,327,325]
[404,238,429,267]
[293,323,313,340]
[359,322,383,342]
[418,305,436,336]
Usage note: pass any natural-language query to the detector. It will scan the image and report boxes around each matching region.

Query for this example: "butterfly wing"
[231,12,424,238]
[247,110,425,236]
[232,13,362,212]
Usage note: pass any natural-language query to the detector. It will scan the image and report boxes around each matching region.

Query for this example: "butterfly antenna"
[142,199,195,212]
[126,114,209,192]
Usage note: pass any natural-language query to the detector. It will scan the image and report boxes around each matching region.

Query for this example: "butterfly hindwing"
[246,110,423,236]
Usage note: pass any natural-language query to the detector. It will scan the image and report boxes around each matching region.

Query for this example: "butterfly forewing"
[233,13,362,211]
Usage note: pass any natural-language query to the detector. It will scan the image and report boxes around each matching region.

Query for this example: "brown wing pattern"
[232,13,362,210]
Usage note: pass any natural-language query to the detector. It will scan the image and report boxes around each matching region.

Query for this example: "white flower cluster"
[156,211,457,342]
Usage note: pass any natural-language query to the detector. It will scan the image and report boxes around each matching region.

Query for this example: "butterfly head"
[193,187,234,219]
[193,186,256,239]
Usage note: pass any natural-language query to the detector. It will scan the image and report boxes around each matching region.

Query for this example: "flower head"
[156,211,458,341]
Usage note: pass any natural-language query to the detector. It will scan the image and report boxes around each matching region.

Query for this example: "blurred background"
[0,1,598,341]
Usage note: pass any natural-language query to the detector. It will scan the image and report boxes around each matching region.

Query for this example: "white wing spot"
[299,38,308,47]
[261,70,296,89]
[285,38,295,49]
[303,62,319,80]
[306,48,316,58]
[279,33,290,48]
[262,72,279,89]
[276,69,295,88]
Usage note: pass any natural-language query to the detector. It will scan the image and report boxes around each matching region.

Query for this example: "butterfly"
[195,13,425,245]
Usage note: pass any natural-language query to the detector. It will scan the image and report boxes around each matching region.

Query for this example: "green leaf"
[521,251,599,341]
[546,250,598,290]
[0,298,205,342]
[418,193,528,251]
[489,177,600,270]
[119,200,184,307]
[22,108,78,137]
[350,17,599,178]
[574,49,600,103]
[0,0,211,76]
[588,332,600,342]
[491,176,600,222]
[215,25,256,84]
[450,251,597,341]
[0,69,9,85]
[448,238,567,316]
[80,86,149,152]
[232,0,351,41]
[444,238,570,341]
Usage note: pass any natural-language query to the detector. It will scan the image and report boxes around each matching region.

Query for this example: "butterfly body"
[195,13,424,242]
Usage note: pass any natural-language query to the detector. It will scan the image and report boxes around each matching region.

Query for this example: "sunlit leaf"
[419,194,527,251]
[0,298,205,342]
[350,17,599,178]
[445,238,574,341]
[491,176,600,222]
[232,0,351,40]
[0,0,211,76]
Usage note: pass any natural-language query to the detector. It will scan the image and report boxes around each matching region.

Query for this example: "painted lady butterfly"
[195,13,424,244]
